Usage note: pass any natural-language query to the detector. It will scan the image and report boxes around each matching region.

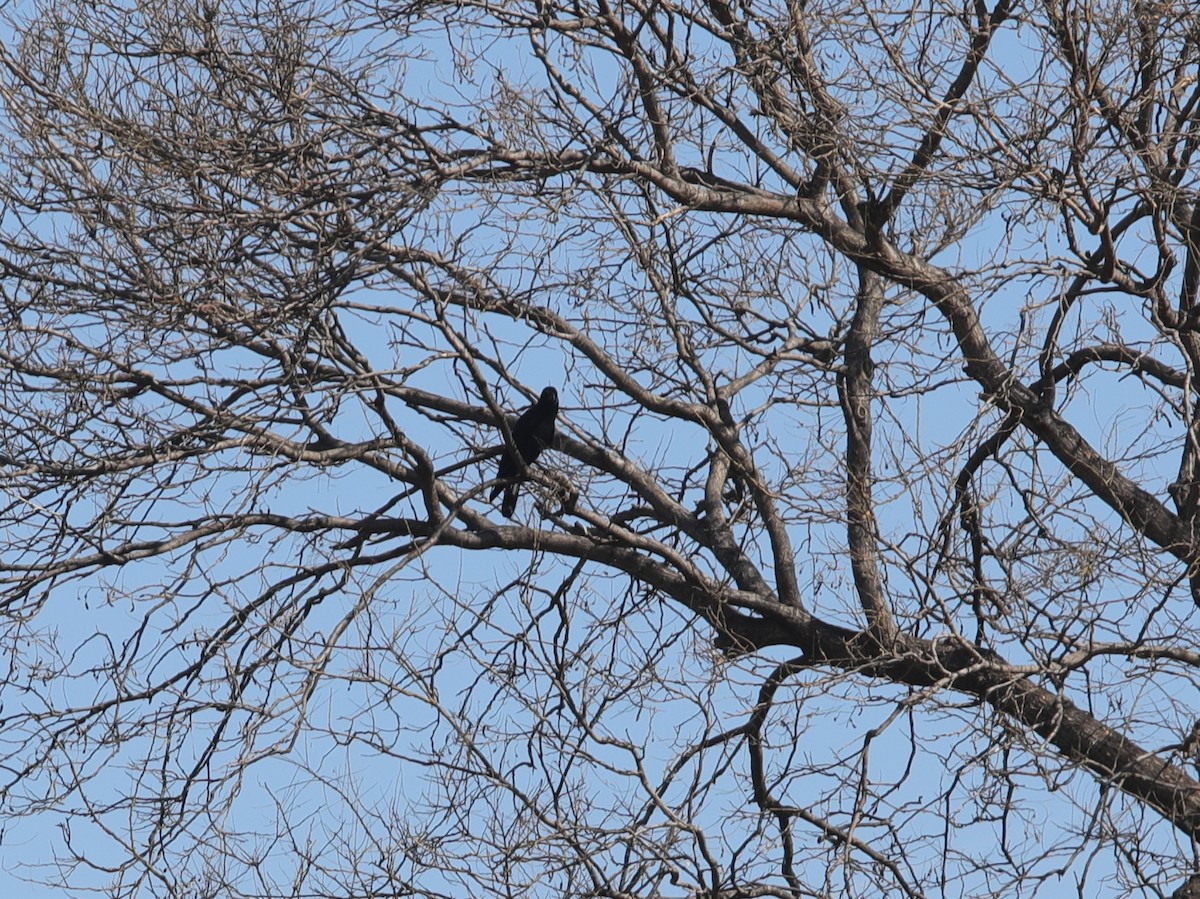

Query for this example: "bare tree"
[1,0,1200,895]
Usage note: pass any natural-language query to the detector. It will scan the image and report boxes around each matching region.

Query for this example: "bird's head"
[539,386,559,411]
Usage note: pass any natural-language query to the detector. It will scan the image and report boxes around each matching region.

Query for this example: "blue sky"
[0,1,1197,896]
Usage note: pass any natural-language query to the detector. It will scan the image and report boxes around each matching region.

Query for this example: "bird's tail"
[501,485,518,518]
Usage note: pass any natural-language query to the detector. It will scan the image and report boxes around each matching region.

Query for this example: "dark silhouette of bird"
[491,386,559,518]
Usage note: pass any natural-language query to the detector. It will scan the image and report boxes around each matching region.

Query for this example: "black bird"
[491,386,559,518]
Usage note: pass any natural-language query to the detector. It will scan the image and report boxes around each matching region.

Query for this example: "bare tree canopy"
[2,0,1200,895]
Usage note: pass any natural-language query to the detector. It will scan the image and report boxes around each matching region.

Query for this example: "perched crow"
[491,386,559,518]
